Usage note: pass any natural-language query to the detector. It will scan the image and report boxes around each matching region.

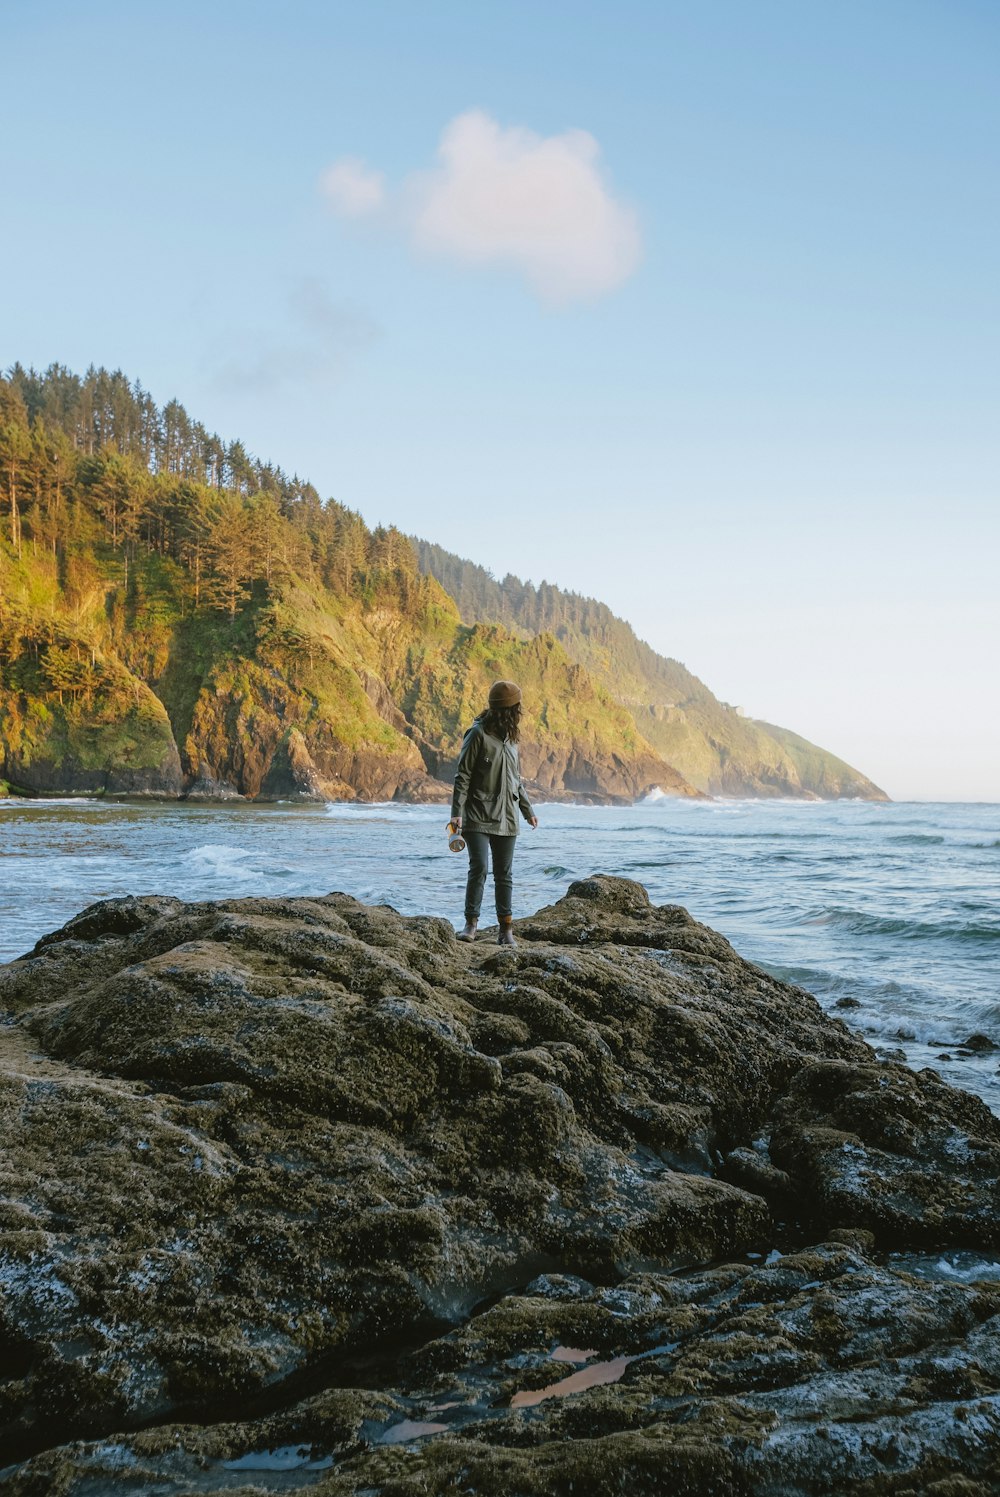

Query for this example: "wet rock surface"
[1,875,999,1494]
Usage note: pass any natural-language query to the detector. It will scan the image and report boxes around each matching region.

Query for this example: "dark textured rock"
[720,1146,793,1205]
[2,745,184,799]
[770,1059,1000,1247]
[5,1247,1000,1495]
[181,771,245,800]
[1,876,998,1494]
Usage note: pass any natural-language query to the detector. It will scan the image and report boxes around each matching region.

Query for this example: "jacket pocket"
[468,791,502,823]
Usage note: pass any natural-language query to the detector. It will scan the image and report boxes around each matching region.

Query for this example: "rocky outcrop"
[1,746,184,797]
[770,1059,1000,1247]
[1,877,997,1493]
[0,677,185,798]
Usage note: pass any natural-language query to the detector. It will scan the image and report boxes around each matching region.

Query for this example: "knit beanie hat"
[488,679,522,708]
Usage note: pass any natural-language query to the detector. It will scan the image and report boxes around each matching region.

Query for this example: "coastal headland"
[0,365,886,806]
[1,875,997,1494]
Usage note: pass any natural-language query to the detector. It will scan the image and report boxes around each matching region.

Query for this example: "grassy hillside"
[412,539,887,800]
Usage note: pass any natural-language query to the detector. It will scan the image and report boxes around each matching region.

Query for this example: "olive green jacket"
[451,720,535,836]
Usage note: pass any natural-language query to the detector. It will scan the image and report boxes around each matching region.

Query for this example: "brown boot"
[456,918,478,943]
[497,916,516,948]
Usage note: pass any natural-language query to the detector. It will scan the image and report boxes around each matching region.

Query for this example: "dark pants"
[464,831,516,921]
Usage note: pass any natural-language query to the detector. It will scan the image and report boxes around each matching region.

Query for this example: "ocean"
[1,795,998,1111]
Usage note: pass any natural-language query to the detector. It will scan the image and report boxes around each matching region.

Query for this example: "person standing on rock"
[452,680,538,947]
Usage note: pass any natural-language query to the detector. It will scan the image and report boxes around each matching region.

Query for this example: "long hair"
[478,702,521,743]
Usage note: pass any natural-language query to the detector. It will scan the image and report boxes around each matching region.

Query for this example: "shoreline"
[2,798,997,1116]
[0,786,897,808]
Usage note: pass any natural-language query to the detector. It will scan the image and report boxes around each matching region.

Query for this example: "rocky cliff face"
[0,666,184,798]
[1,558,697,804]
[1,877,997,1493]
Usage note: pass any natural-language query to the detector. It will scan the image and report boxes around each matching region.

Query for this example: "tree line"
[0,362,422,623]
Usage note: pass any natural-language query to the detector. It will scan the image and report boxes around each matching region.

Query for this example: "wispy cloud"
[319,110,642,305]
[318,156,386,218]
[212,279,379,394]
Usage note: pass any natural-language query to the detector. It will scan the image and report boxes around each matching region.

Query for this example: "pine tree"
[248,491,285,586]
[204,495,255,618]
[0,420,31,557]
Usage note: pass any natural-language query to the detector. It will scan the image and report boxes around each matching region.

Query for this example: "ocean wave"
[864,816,945,827]
[722,831,823,841]
[183,843,298,881]
[185,844,266,880]
[324,801,439,819]
[799,906,1000,944]
[887,834,945,845]
[642,832,826,848]
[855,1010,980,1047]
[767,963,930,1006]
[0,796,118,809]
[701,797,832,808]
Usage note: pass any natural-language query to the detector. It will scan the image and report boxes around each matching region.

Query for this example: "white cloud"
[319,156,386,218]
[318,112,642,305]
[408,111,641,303]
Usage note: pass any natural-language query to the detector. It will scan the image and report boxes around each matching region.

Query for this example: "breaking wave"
[184,844,296,881]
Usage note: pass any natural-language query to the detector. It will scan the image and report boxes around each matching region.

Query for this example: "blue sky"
[3,0,998,798]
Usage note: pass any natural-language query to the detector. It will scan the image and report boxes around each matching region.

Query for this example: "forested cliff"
[0,364,696,803]
[0,363,883,802]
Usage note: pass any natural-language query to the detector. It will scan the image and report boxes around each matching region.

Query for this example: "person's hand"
[529,816,539,829]
[453,816,462,831]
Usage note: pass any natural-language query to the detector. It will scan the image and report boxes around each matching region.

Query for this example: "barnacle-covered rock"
[1,876,998,1494]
